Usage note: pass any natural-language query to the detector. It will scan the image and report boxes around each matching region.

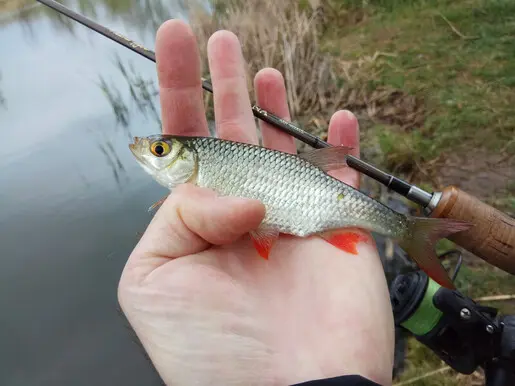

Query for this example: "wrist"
[292,375,384,386]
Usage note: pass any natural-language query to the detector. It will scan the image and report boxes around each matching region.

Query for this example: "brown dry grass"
[189,0,339,128]
[188,0,515,214]
[188,0,424,145]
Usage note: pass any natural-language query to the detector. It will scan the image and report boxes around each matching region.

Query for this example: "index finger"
[155,20,209,136]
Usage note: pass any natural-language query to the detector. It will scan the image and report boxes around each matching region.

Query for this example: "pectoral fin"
[249,227,280,259]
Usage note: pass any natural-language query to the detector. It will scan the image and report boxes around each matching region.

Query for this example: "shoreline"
[0,0,32,13]
[0,0,40,22]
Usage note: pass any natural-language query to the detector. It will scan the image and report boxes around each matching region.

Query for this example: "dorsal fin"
[298,145,352,172]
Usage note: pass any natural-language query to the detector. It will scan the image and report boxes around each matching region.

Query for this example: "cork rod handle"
[430,186,515,274]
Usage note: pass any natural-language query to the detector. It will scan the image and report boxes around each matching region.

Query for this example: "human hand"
[118,20,394,386]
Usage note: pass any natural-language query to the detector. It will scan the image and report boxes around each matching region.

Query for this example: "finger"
[254,68,296,153]
[207,31,257,144]
[327,110,360,188]
[155,19,208,136]
[124,184,265,280]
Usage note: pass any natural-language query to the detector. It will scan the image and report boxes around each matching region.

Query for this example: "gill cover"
[129,135,197,189]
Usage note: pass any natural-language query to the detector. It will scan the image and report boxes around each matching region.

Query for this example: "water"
[0,1,207,384]
[0,1,415,384]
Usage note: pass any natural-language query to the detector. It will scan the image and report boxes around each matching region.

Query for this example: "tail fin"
[400,217,473,289]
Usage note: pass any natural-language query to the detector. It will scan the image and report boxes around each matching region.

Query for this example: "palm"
[118,20,394,386]
[129,235,392,385]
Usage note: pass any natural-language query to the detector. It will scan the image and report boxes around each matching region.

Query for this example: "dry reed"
[189,0,339,130]
[188,0,425,141]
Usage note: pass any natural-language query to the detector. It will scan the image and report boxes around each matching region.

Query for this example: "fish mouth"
[129,137,141,147]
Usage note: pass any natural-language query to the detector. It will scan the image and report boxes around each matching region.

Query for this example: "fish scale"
[185,137,407,238]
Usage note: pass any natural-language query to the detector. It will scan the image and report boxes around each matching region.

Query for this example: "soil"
[435,149,515,207]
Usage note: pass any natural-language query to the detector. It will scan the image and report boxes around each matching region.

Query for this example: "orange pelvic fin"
[319,230,369,255]
[250,227,280,259]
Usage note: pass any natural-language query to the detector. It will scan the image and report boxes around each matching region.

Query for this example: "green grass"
[323,0,515,190]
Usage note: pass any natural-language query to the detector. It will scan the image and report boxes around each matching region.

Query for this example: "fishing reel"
[389,251,515,386]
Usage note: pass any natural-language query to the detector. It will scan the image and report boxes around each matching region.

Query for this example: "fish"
[129,134,472,288]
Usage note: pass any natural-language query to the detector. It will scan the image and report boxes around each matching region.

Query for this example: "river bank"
[0,0,29,14]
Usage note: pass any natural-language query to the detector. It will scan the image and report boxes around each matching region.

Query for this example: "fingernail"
[343,109,357,121]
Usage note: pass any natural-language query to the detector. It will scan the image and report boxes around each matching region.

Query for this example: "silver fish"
[129,134,471,288]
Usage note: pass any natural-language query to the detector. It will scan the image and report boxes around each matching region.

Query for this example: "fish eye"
[150,140,170,157]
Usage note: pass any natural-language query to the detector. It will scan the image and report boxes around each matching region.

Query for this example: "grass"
[190,0,345,136]
[321,0,515,207]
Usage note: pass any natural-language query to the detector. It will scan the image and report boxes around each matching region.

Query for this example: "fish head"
[129,135,197,189]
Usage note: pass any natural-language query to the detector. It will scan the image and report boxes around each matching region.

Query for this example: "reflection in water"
[94,53,162,187]
[0,1,196,384]
[14,0,198,42]
[111,53,161,129]
[0,0,216,384]
[15,0,77,36]
[98,74,130,128]
[0,71,5,108]
[93,130,129,190]
[4,0,203,195]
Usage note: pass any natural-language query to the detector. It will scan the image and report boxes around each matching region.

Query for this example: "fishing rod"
[33,0,430,204]
[35,0,515,278]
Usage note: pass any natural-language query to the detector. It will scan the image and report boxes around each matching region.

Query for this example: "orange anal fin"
[250,227,280,260]
[319,230,369,255]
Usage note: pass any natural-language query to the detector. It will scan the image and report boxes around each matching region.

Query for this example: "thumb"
[125,184,265,277]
